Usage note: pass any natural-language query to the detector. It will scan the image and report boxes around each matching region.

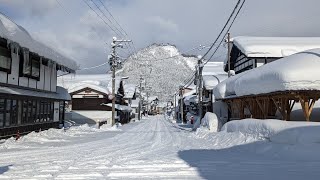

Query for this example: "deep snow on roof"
[214,48,320,99]
[0,13,77,70]
[233,36,320,58]
[68,83,110,95]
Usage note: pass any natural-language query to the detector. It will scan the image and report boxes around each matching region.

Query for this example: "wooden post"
[299,97,315,121]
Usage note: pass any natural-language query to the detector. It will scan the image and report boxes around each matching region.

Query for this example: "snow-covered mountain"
[119,44,198,101]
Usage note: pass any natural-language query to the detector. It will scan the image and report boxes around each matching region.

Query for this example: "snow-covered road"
[1,115,320,179]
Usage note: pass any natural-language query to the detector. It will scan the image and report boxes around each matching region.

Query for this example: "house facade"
[69,84,111,111]
[0,13,76,138]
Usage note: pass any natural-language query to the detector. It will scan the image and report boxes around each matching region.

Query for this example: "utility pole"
[174,93,177,120]
[198,57,204,123]
[110,37,131,126]
[138,76,143,120]
[227,32,231,77]
[179,86,184,124]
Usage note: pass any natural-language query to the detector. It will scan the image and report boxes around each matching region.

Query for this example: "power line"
[97,0,128,36]
[180,0,246,89]
[89,0,125,38]
[200,0,242,61]
[205,0,246,65]
[83,0,137,60]
[92,0,138,61]
[82,0,123,38]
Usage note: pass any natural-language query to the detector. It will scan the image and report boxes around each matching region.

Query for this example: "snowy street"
[0,116,320,179]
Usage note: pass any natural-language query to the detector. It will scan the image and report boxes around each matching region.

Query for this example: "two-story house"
[224,36,320,74]
[0,13,77,138]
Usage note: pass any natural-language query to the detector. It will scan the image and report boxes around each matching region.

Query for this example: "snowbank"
[0,124,121,149]
[194,112,226,132]
[214,48,320,99]
[222,119,320,143]
[201,112,219,132]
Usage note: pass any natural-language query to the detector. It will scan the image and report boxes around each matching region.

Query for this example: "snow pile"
[194,112,226,132]
[270,126,320,145]
[201,112,219,132]
[222,119,320,142]
[100,124,122,131]
[214,48,320,99]
[0,124,121,149]
[0,13,77,69]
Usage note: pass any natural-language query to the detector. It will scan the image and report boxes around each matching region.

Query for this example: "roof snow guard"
[0,13,77,72]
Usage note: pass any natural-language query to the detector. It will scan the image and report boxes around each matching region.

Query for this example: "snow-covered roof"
[184,95,198,106]
[0,13,77,70]
[233,36,320,58]
[148,96,158,103]
[0,86,71,101]
[124,84,136,99]
[183,89,196,98]
[214,48,320,99]
[68,83,110,95]
[202,62,226,76]
[203,75,227,90]
[102,103,132,112]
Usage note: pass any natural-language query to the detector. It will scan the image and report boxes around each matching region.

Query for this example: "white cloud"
[0,0,57,16]
[145,16,179,33]
[1,0,320,74]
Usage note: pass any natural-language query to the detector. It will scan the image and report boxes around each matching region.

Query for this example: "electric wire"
[179,0,243,88]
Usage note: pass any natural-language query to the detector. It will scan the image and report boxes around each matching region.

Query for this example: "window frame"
[19,49,41,81]
[0,38,12,73]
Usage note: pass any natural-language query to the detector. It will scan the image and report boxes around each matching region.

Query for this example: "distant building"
[69,84,111,111]
[0,13,76,138]
[224,36,320,74]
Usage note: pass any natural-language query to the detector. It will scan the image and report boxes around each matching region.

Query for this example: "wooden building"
[69,84,111,111]
[224,36,320,74]
[0,13,76,138]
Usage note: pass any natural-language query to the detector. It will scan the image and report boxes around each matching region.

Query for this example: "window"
[0,38,11,73]
[20,49,40,80]
[0,99,4,127]
[10,100,18,126]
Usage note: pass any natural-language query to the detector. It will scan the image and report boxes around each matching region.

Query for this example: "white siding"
[44,65,51,91]
[37,60,45,90]
[0,71,6,83]
[50,63,57,92]
[7,50,19,85]
[19,77,28,87]
[29,78,37,89]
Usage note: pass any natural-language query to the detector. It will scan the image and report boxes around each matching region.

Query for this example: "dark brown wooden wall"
[72,98,112,111]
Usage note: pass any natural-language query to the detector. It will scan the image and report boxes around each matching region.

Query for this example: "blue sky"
[0,0,320,74]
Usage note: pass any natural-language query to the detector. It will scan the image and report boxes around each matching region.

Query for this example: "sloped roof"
[68,83,110,95]
[233,36,320,58]
[0,13,77,70]
[0,86,71,100]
